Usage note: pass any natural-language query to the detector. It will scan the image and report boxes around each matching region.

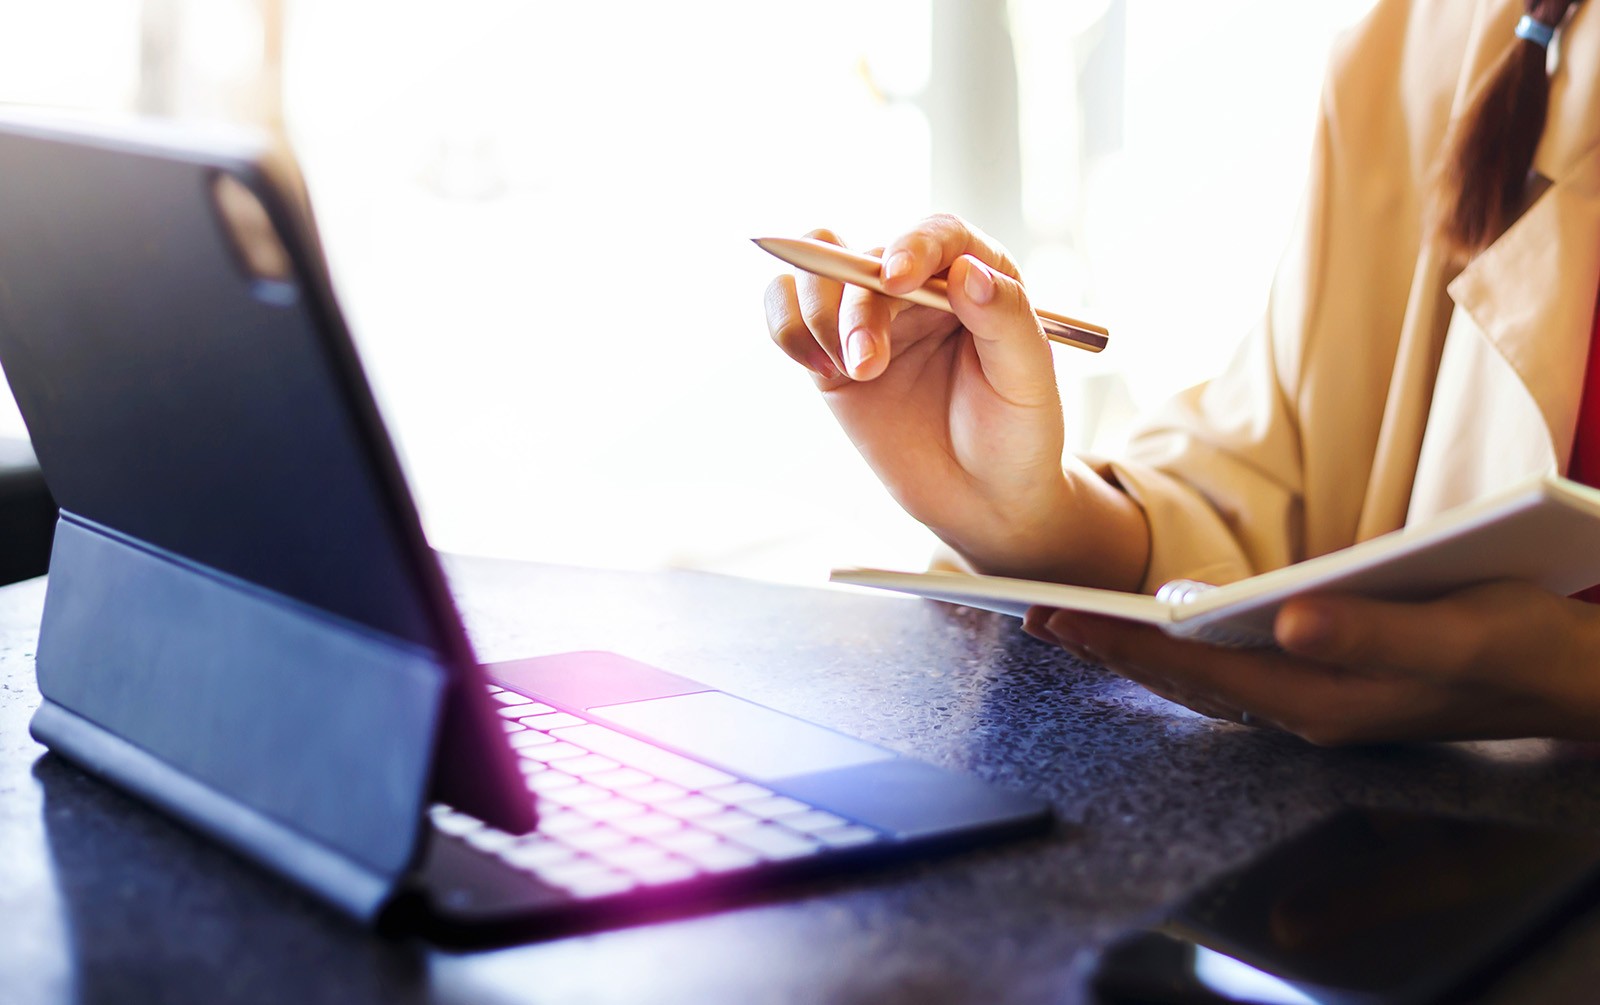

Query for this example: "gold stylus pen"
[754,236,1109,353]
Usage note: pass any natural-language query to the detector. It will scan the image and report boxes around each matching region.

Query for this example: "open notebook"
[834,475,1600,647]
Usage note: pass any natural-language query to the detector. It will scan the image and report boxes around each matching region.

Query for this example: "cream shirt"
[1101,0,1600,592]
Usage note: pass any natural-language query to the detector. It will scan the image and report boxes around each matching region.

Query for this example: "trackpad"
[591,691,893,782]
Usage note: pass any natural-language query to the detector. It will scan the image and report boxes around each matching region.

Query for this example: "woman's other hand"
[1024,581,1600,744]
[763,214,1147,588]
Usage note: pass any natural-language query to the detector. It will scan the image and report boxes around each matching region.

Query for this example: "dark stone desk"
[7,557,1600,1004]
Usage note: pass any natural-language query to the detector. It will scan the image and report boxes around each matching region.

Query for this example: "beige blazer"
[1099,0,1600,592]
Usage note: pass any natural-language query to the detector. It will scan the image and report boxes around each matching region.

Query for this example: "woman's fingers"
[1274,594,1486,675]
[944,256,1058,409]
[1041,610,1413,745]
[765,227,852,385]
[769,219,1048,389]
[794,228,848,373]
[765,273,845,385]
[1049,561,1600,748]
[836,252,905,381]
[880,213,1022,295]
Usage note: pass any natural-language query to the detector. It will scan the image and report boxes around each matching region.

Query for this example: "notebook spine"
[1154,579,1218,606]
[1156,579,1280,648]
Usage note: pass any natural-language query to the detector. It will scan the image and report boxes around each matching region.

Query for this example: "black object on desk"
[0,437,55,585]
[0,112,1048,936]
[1091,807,1600,1005]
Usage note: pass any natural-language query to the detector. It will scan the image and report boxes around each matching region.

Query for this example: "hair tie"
[1515,14,1556,48]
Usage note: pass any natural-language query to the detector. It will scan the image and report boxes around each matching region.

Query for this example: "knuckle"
[800,296,840,336]
[769,316,811,354]
[908,213,966,253]
[804,227,841,245]
[893,231,938,265]
[837,286,885,327]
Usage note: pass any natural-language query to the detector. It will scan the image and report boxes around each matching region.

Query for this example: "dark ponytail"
[1433,0,1578,260]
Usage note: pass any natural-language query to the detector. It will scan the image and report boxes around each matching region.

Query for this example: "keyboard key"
[677,841,761,873]
[629,860,699,885]
[503,721,527,732]
[780,810,851,834]
[573,797,648,822]
[656,795,725,820]
[553,725,736,790]
[620,780,688,804]
[702,782,773,805]
[593,843,671,869]
[538,856,618,887]
[612,812,683,838]
[490,690,532,705]
[740,795,812,819]
[540,783,611,807]
[501,839,578,871]
[524,769,580,792]
[429,810,483,837]
[651,828,723,853]
[485,685,505,694]
[559,826,632,852]
[562,754,624,777]
[518,711,587,731]
[698,808,761,834]
[497,701,557,718]
[509,730,558,749]
[586,767,654,791]
[727,823,819,861]
[812,824,880,848]
[537,810,597,835]
[523,742,587,762]
[568,873,639,900]
[463,827,519,853]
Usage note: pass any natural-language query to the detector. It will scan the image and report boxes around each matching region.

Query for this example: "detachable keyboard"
[406,650,1050,934]
[430,684,885,902]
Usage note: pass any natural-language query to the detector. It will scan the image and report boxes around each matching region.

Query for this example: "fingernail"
[883,250,913,283]
[964,259,995,305]
[844,328,877,376]
[807,351,840,381]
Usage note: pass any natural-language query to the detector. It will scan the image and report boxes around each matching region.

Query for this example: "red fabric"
[1569,284,1600,603]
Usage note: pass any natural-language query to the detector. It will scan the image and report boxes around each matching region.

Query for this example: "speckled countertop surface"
[6,558,1600,1004]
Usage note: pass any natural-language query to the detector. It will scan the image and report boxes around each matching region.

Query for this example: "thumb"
[1274,594,1477,676]
[946,255,1059,408]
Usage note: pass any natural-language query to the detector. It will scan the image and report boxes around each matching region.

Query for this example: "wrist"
[932,460,1150,591]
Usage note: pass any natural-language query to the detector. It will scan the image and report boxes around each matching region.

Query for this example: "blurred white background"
[0,0,1377,582]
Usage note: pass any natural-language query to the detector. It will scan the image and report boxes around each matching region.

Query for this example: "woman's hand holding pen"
[763,214,1147,589]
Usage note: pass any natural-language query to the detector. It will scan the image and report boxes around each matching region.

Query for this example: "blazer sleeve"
[1090,0,1444,592]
